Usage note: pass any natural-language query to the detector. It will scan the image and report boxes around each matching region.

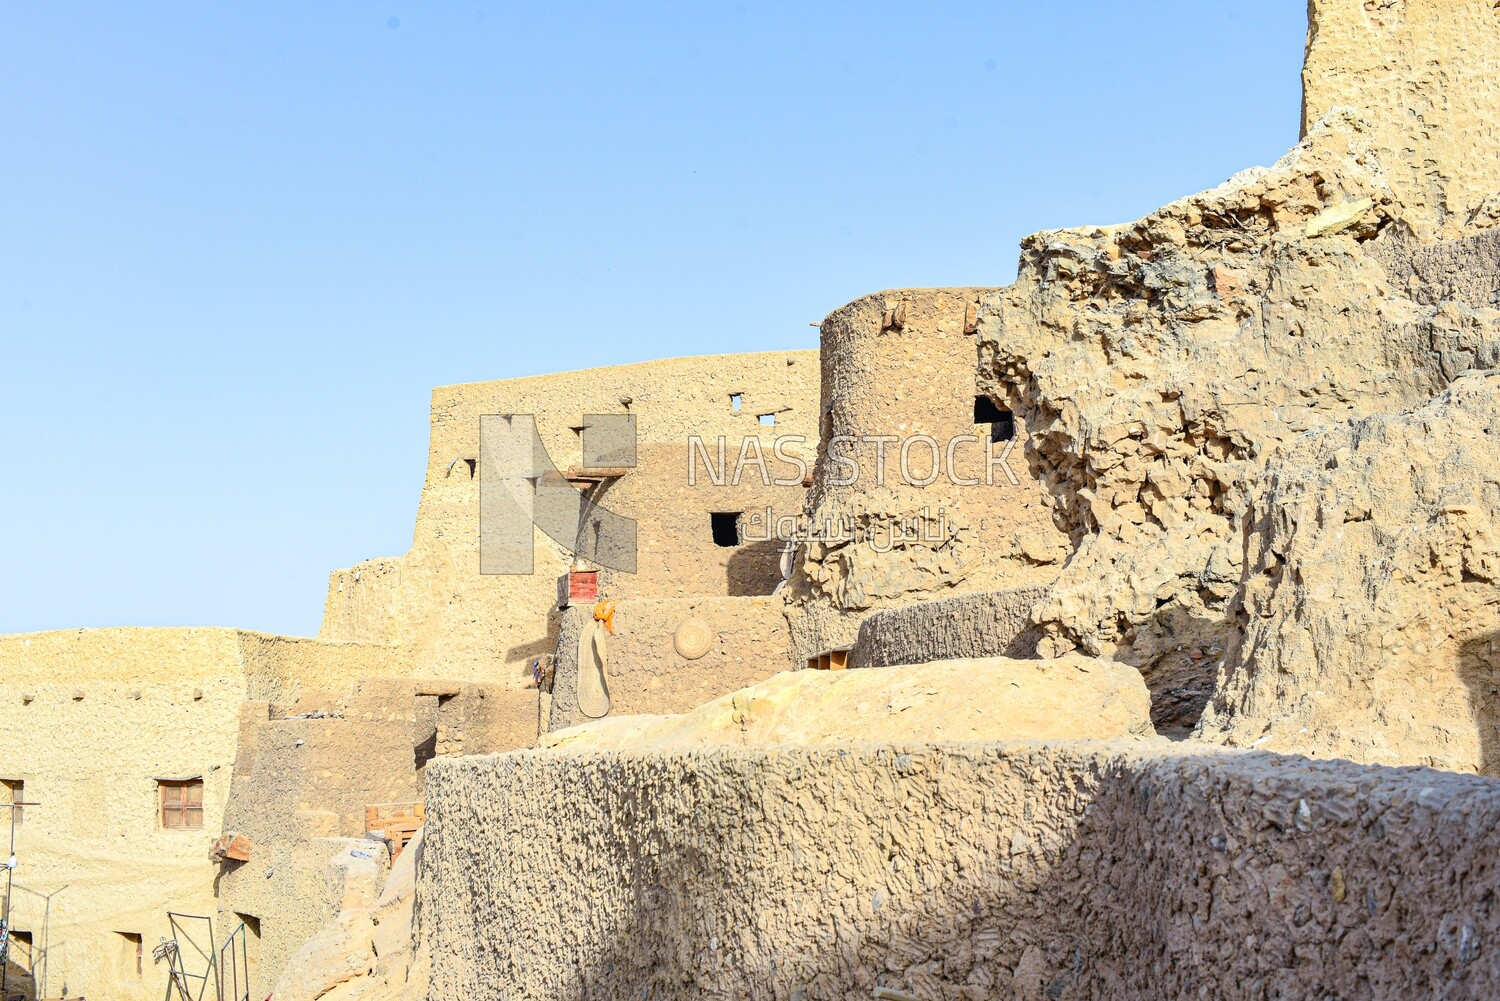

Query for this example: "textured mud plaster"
[1377,226,1500,308]
[544,655,1153,750]
[1303,0,1500,238]
[267,842,392,1001]
[217,685,418,994]
[847,586,1046,668]
[598,442,809,599]
[1198,371,1500,773]
[272,830,424,1001]
[547,596,793,733]
[419,741,1500,1000]
[978,111,1500,736]
[784,288,1068,664]
[319,351,819,683]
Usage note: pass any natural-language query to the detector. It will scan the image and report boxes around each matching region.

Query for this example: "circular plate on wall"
[673,618,715,660]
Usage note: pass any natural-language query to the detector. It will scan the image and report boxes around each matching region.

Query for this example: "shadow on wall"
[726,539,783,597]
[1459,631,1500,777]
[425,746,1500,1001]
[414,695,440,771]
[3,957,37,1001]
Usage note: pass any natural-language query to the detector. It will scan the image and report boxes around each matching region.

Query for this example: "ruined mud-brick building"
[0,351,829,1000]
[8,1,1500,999]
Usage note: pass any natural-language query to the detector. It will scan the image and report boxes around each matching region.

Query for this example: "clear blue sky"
[0,2,1306,637]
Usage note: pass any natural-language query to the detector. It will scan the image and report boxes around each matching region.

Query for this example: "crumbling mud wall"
[320,351,819,682]
[1198,371,1500,772]
[977,111,1500,736]
[217,684,419,993]
[269,833,421,1001]
[1302,0,1500,239]
[785,289,1067,663]
[1377,227,1500,309]
[418,741,1500,1001]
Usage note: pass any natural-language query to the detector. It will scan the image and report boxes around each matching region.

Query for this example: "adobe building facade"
[319,351,820,677]
[0,350,847,998]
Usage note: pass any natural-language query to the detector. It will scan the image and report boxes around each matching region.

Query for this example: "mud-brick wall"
[547,596,792,732]
[417,742,1500,1000]
[217,686,422,996]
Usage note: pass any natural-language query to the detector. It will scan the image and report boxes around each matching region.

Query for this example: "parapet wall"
[847,585,1046,668]
[418,741,1500,1000]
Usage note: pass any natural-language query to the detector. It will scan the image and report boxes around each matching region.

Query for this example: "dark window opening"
[973,396,1016,443]
[235,913,262,940]
[710,512,742,548]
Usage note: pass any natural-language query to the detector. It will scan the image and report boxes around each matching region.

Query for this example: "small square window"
[710,512,742,548]
[973,396,1015,443]
[159,779,204,830]
[758,413,776,426]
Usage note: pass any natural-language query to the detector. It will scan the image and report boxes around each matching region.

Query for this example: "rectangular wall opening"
[710,512,742,548]
[729,393,743,413]
[757,413,777,426]
[807,649,849,671]
[233,912,263,1001]
[973,396,1016,443]
[414,694,440,770]
[116,931,143,977]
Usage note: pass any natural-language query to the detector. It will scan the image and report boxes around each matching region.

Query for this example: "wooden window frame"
[158,779,204,830]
